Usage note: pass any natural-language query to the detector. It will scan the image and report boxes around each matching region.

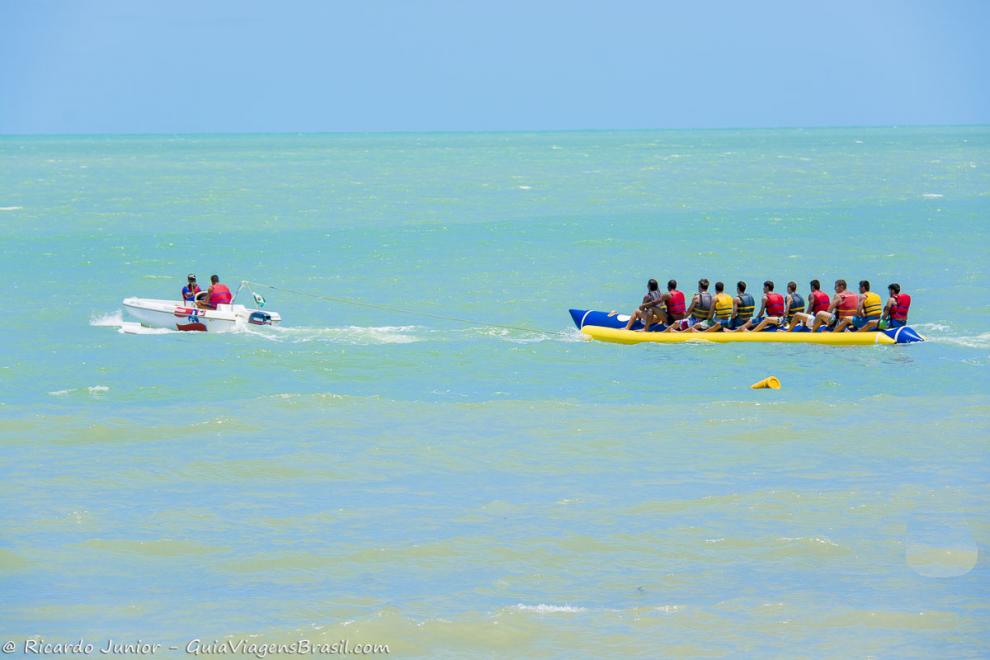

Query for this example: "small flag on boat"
[253,292,266,308]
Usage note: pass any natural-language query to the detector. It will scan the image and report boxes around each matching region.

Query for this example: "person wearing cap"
[181,274,201,303]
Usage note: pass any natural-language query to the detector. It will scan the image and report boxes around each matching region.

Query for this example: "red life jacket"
[810,289,831,313]
[837,291,858,318]
[666,290,686,317]
[182,284,201,302]
[891,293,911,321]
[765,292,784,317]
[209,283,233,306]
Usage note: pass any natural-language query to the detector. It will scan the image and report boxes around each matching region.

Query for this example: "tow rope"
[236,280,573,338]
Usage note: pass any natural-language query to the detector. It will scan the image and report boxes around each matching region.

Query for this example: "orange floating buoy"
[751,376,781,390]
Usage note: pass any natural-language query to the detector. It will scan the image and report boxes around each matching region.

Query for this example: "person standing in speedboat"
[624,278,665,331]
[198,274,233,309]
[181,274,201,303]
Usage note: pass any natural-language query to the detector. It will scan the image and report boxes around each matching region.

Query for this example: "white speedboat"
[122,297,281,332]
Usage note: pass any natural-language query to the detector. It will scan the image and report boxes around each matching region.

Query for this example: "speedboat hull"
[123,298,281,332]
[568,308,924,345]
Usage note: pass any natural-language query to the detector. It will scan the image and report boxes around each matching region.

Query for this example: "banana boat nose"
[569,309,589,329]
[886,326,925,344]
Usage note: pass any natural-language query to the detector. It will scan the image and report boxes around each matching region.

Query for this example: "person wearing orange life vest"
[198,274,233,309]
[789,279,830,331]
[660,279,688,330]
[811,279,858,332]
[624,279,665,331]
[883,282,911,329]
[843,280,884,332]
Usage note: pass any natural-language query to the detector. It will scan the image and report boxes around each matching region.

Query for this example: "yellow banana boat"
[569,309,925,345]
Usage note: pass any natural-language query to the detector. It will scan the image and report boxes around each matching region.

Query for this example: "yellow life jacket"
[714,292,733,320]
[862,291,882,318]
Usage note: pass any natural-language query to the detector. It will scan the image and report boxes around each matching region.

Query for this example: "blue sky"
[1,0,988,133]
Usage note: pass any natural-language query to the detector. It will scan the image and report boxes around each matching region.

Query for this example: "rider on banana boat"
[668,278,712,332]
[690,281,734,332]
[625,279,666,331]
[789,279,830,331]
[883,283,911,329]
[841,280,883,332]
[811,279,858,332]
[729,281,756,330]
[783,281,805,329]
[741,280,804,332]
[734,280,784,332]
[661,279,687,329]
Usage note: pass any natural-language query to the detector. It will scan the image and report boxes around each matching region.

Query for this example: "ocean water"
[1,127,989,657]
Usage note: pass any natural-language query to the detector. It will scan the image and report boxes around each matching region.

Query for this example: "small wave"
[269,325,422,345]
[922,193,944,199]
[653,605,683,614]
[90,310,175,335]
[463,326,585,344]
[513,604,586,614]
[470,327,553,344]
[930,332,990,349]
[48,385,110,397]
[914,322,951,333]
[90,311,124,327]
[778,536,840,547]
[0,206,22,211]
[516,185,532,190]
[120,323,174,335]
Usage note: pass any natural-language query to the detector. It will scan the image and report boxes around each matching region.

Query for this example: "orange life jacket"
[209,283,232,306]
[836,291,858,318]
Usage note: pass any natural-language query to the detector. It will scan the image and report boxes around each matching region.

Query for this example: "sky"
[1,0,988,134]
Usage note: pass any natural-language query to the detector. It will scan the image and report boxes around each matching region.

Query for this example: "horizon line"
[2,122,989,139]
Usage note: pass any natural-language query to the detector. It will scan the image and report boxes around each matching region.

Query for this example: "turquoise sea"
[1,127,989,657]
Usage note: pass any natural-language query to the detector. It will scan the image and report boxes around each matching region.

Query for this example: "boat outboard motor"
[248,311,272,326]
